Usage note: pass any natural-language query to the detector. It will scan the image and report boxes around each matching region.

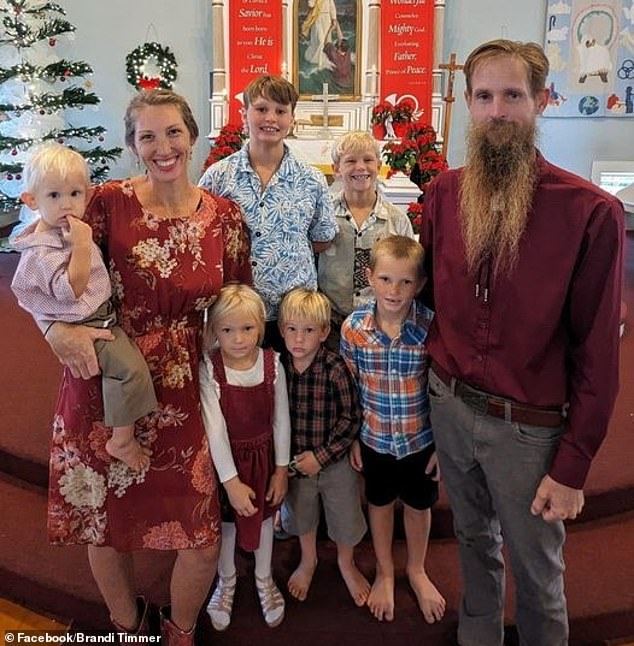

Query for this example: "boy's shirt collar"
[360,299,432,344]
[334,190,388,223]
[236,143,293,185]
[10,218,65,250]
[285,344,326,376]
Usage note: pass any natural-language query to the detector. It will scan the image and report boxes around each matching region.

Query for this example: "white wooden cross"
[310,82,338,136]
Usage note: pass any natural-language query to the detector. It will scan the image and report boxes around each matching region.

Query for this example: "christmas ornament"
[125,42,178,91]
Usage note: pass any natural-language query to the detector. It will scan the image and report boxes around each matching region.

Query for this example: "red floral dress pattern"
[47,180,252,551]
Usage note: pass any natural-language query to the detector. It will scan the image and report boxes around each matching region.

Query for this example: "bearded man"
[421,39,624,646]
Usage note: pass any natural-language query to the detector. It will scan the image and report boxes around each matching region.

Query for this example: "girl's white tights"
[217,516,274,579]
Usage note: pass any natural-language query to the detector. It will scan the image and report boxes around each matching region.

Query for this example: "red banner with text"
[379,0,434,123]
[228,0,283,122]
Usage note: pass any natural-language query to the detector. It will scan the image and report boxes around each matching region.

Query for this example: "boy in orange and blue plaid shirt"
[340,235,445,626]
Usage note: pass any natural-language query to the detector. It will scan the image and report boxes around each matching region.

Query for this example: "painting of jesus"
[294,0,360,99]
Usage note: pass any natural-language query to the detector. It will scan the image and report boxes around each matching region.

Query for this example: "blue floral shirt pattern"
[199,144,337,320]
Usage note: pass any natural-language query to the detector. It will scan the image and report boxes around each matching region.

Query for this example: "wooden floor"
[0,598,631,645]
[0,599,69,632]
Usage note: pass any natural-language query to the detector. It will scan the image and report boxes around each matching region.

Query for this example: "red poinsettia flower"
[381,118,448,198]
[406,201,425,235]
[202,123,248,172]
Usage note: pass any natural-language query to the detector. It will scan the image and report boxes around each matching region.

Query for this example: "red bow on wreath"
[138,77,161,91]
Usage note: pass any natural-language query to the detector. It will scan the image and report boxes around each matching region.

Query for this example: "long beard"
[459,119,537,276]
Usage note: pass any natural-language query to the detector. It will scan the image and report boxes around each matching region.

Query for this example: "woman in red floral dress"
[44,90,251,644]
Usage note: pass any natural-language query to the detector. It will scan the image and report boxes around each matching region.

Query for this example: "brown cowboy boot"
[111,596,149,637]
[159,606,195,646]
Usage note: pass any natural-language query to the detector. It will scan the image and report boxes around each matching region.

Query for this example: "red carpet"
[1,233,633,645]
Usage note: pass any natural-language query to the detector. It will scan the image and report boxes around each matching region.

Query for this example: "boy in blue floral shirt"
[199,75,337,350]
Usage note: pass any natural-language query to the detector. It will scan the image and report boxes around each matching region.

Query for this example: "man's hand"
[294,451,321,477]
[266,466,288,507]
[46,322,113,379]
[225,477,258,517]
[530,474,584,523]
[349,440,363,472]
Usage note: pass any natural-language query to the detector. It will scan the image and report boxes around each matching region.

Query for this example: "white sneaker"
[255,574,285,628]
[206,572,237,631]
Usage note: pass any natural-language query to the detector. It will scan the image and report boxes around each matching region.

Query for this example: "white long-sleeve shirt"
[199,349,291,483]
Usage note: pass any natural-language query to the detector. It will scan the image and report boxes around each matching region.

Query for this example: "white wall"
[58,0,633,182]
[59,0,212,181]
[443,0,634,177]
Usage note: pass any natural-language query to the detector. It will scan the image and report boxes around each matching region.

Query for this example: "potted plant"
[202,123,246,171]
[406,201,425,236]
[370,100,394,140]
[382,119,448,215]
[407,121,449,193]
[392,97,416,137]
[381,138,420,177]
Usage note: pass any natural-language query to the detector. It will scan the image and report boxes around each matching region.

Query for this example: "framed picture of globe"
[293,0,361,99]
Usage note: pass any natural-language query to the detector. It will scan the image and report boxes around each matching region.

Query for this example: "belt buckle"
[460,387,489,415]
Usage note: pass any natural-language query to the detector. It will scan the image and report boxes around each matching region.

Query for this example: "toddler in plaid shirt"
[278,288,370,606]
[10,143,156,472]
[340,235,445,624]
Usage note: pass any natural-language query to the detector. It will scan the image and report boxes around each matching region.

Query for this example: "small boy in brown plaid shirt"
[278,287,369,606]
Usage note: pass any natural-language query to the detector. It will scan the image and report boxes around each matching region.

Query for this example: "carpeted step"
[1,473,633,644]
[2,248,634,538]
[0,473,175,629]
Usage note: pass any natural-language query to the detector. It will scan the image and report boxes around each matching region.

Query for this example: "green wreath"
[125,42,178,91]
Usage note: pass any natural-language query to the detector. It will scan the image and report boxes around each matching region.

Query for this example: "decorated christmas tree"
[0,0,122,214]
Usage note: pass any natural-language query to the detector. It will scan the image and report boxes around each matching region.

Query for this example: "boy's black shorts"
[360,441,438,510]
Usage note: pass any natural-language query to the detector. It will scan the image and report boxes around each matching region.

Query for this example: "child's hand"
[224,477,258,517]
[426,451,441,482]
[350,440,363,472]
[294,451,321,477]
[265,466,288,507]
[63,216,93,248]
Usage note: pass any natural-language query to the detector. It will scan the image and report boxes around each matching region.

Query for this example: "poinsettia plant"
[382,120,448,184]
[406,201,425,235]
[202,123,246,171]
[370,100,394,125]
[392,97,416,123]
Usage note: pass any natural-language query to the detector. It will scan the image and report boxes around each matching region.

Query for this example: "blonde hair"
[243,75,299,112]
[124,89,199,148]
[331,130,381,165]
[278,288,331,330]
[370,235,426,281]
[464,39,549,99]
[204,284,266,350]
[23,143,90,193]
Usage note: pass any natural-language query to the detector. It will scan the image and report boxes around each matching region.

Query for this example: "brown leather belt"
[430,361,565,428]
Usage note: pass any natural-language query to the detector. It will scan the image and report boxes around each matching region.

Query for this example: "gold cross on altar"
[310,82,338,136]
[439,53,464,158]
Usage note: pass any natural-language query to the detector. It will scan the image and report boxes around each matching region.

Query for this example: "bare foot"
[408,569,446,624]
[287,560,317,601]
[106,436,150,472]
[367,573,394,621]
[338,560,370,607]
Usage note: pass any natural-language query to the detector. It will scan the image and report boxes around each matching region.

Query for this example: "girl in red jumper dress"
[200,284,290,630]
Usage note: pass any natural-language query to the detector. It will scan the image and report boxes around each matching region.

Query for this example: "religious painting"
[543,0,634,117]
[293,0,361,99]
